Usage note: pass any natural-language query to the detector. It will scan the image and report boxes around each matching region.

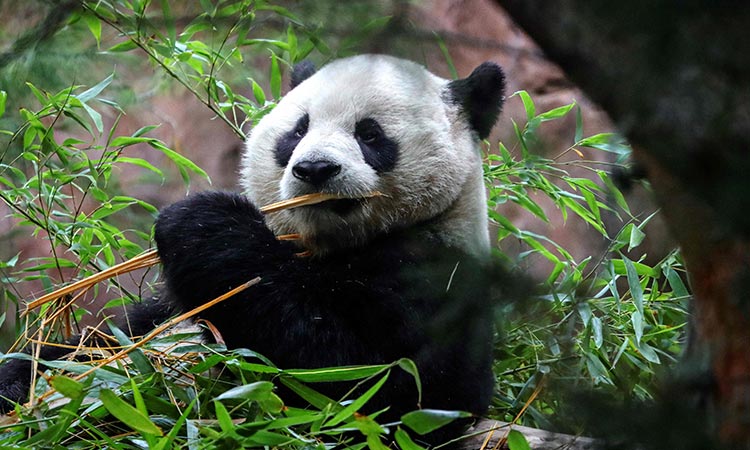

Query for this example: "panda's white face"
[240,55,504,256]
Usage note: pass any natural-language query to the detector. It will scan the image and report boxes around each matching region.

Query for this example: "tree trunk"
[499,0,750,446]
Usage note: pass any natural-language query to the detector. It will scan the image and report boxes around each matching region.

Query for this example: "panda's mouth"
[307,197,363,215]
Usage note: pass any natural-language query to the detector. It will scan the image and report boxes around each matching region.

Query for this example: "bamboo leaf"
[394,428,427,450]
[270,53,281,99]
[324,372,389,427]
[623,256,644,315]
[0,90,7,118]
[99,389,163,436]
[77,73,114,103]
[536,102,575,121]
[508,429,532,450]
[214,381,274,402]
[50,375,85,399]
[513,90,535,121]
[401,409,471,435]
[284,364,387,382]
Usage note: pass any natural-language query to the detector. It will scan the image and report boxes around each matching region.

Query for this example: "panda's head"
[240,54,505,256]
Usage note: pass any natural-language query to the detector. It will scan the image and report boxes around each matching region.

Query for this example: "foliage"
[0,0,688,448]
[486,93,689,430]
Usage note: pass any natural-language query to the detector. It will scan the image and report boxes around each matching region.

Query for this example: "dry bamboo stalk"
[259,192,343,213]
[23,191,381,314]
[33,277,261,406]
[23,250,161,313]
[276,233,302,241]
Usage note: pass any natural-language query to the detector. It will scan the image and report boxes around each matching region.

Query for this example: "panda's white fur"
[240,55,491,257]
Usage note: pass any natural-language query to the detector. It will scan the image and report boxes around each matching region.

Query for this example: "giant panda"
[0,54,506,445]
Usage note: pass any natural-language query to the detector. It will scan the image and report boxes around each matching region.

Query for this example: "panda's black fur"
[0,55,507,445]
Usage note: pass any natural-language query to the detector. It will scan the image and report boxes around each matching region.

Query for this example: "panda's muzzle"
[292,160,341,187]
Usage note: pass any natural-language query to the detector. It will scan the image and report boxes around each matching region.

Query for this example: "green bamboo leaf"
[284,364,387,382]
[632,310,644,345]
[401,409,471,435]
[397,358,422,404]
[512,120,529,158]
[324,372,389,427]
[153,399,196,450]
[118,157,164,177]
[628,224,646,251]
[25,82,49,105]
[636,341,661,364]
[214,400,234,433]
[510,191,548,222]
[591,316,603,349]
[498,141,513,163]
[270,53,281,99]
[623,256,644,315]
[395,428,427,450]
[160,0,175,44]
[50,375,85,399]
[598,170,630,213]
[507,429,532,450]
[214,381,274,402]
[256,4,302,21]
[536,102,575,121]
[110,135,152,147]
[99,389,163,436]
[611,259,657,278]
[578,133,630,156]
[81,12,102,47]
[251,80,266,105]
[280,376,338,411]
[90,201,134,220]
[663,265,689,299]
[149,141,209,182]
[0,90,6,118]
[513,90,535,121]
[286,25,298,61]
[366,434,391,450]
[585,353,610,383]
[81,102,103,133]
[577,301,592,325]
[107,39,138,53]
[109,322,153,374]
[77,73,114,103]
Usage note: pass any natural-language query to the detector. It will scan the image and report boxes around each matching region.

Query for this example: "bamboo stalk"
[33,277,261,405]
[23,250,161,313]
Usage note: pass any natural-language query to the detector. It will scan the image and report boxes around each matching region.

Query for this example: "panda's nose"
[292,160,341,186]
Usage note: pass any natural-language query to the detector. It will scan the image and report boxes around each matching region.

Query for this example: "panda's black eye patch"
[293,117,308,138]
[355,119,383,144]
[275,114,309,167]
[355,118,398,173]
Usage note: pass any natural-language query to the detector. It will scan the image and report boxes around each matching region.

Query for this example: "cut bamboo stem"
[33,277,261,405]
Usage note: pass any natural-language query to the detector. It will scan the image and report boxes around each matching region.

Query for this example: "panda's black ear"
[290,60,316,89]
[447,62,506,139]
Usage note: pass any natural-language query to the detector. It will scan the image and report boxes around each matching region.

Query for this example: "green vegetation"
[0,1,688,448]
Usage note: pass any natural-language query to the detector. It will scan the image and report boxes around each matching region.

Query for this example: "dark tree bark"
[499,0,750,446]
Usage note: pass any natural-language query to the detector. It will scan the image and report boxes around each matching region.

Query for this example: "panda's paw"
[0,358,32,414]
[154,191,292,295]
[155,191,271,257]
